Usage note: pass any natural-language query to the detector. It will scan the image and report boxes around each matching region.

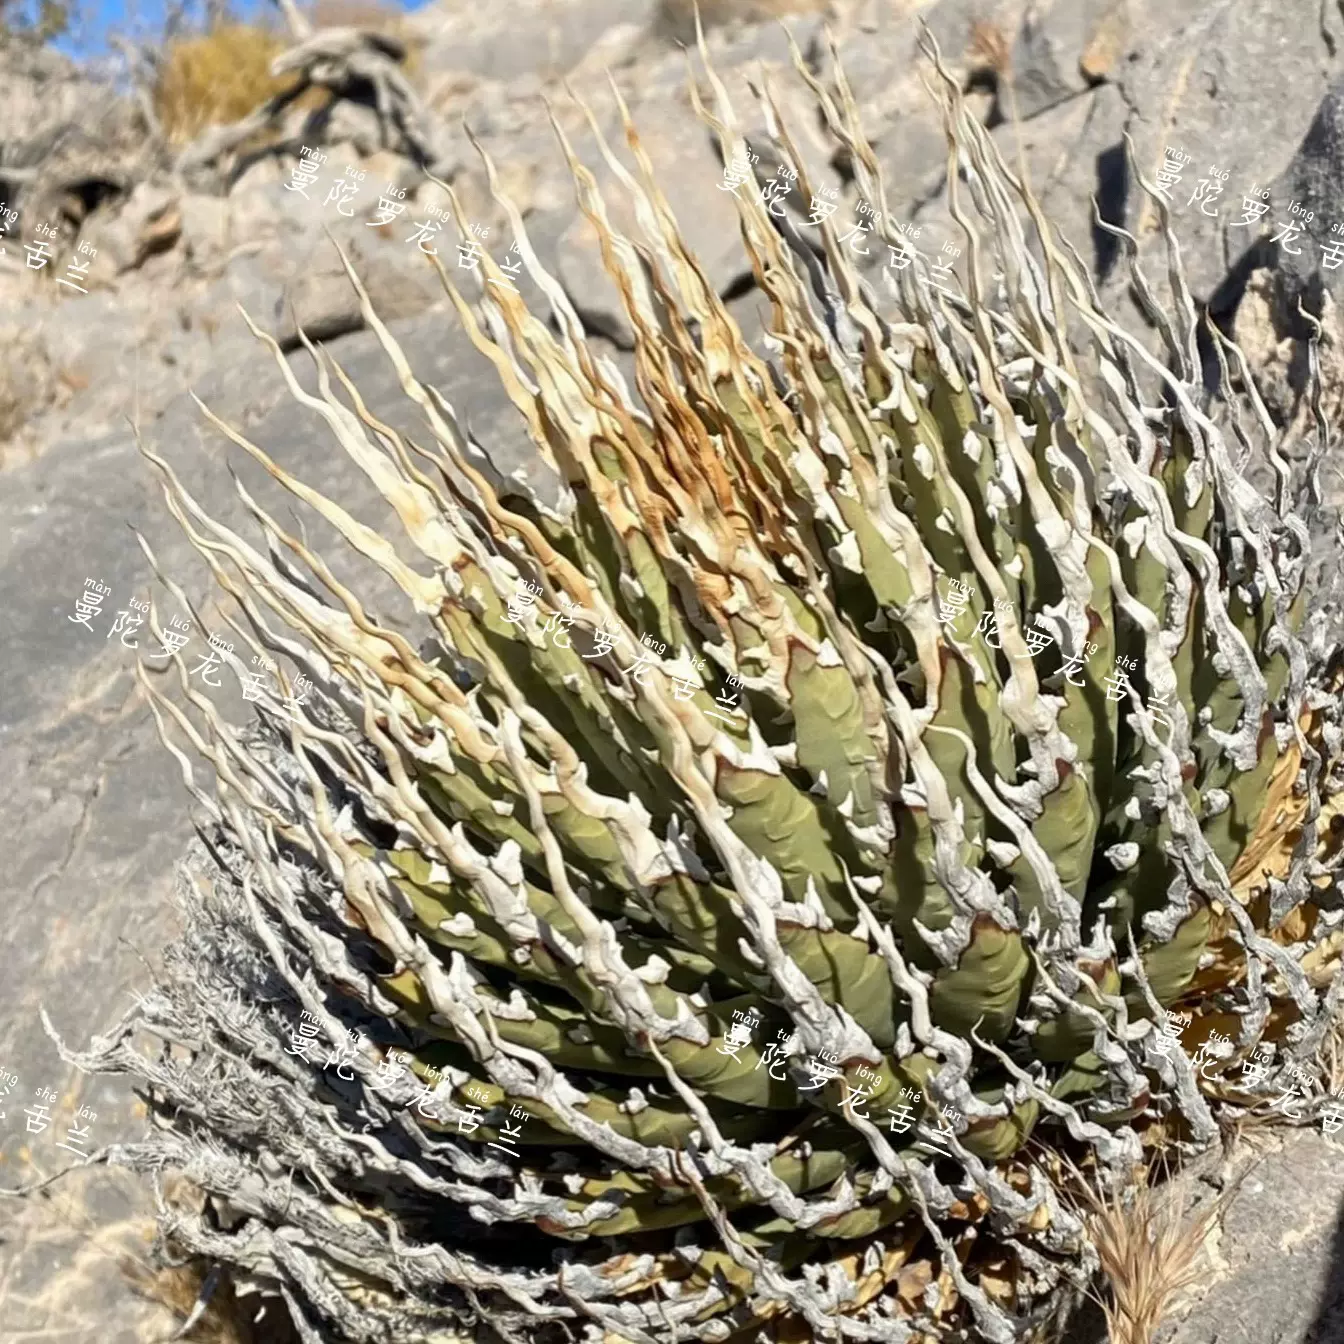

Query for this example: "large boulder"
[0,296,542,1342]
[407,0,659,89]
[1108,0,1339,316]
[192,145,447,348]
[1005,0,1134,120]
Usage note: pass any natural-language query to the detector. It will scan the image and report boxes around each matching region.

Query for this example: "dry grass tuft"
[968,17,1012,77]
[1060,1157,1233,1344]
[1318,1011,1344,1098]
[153,23,301,145]
[152,9,421,145]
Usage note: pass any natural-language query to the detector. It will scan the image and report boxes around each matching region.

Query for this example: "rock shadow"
[1091,140,1128,285]
[1307,1195,1344,1342]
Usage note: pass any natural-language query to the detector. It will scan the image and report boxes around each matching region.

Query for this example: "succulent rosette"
[55,25,1344,1344]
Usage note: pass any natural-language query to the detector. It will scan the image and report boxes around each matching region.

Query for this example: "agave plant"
[48,23,1344,1344]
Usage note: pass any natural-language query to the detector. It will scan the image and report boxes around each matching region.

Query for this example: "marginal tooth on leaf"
[1105,843,1140,871]
[634,954,672,985]
[619,1087,651,1115]
[736,939,766,969]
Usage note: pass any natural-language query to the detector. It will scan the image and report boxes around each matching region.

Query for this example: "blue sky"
[44,0,433,61]
[56,0,264,58]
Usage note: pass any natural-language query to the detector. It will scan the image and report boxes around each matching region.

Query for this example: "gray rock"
[441,80,582,223]
[319,100,395,160]
[541,12,845,346]
[175,192,231,274]
[410,0,659,88]
[0,283,198,459]
[1006,0,1131,121]
[1003,80,1132,282]
[1,39,100,148]
[1156,1131,1344,1344]
[227,153,288,197]
[824,0,1018,249]
[1225,72,1344,431]
[0,305,57,447]
[79,181,180,275]
[0,40,148,240]
[1228,264,1344,442]
[654,0,825,45]
[1109,0,1339,314]
[224,164,336,246]
[203,162,451,350]
[0,296,544,1340]
[864,100,967,251]
[215,224,445,350]
[553,97,756,345]
[557,20,651,85]
[0,1164,189,1343]
[894,80,1129,304]
[554,224,636,347]
[826,0,1024,144]
[1268,71,1344,293]
[699,10,826,71]
[697,15,841,202]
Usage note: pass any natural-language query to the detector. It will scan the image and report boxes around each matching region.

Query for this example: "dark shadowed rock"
[1267,72,1344,298]
[1225,72,1344,432]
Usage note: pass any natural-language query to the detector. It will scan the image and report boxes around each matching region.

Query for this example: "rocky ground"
[6,0,1344,1338]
